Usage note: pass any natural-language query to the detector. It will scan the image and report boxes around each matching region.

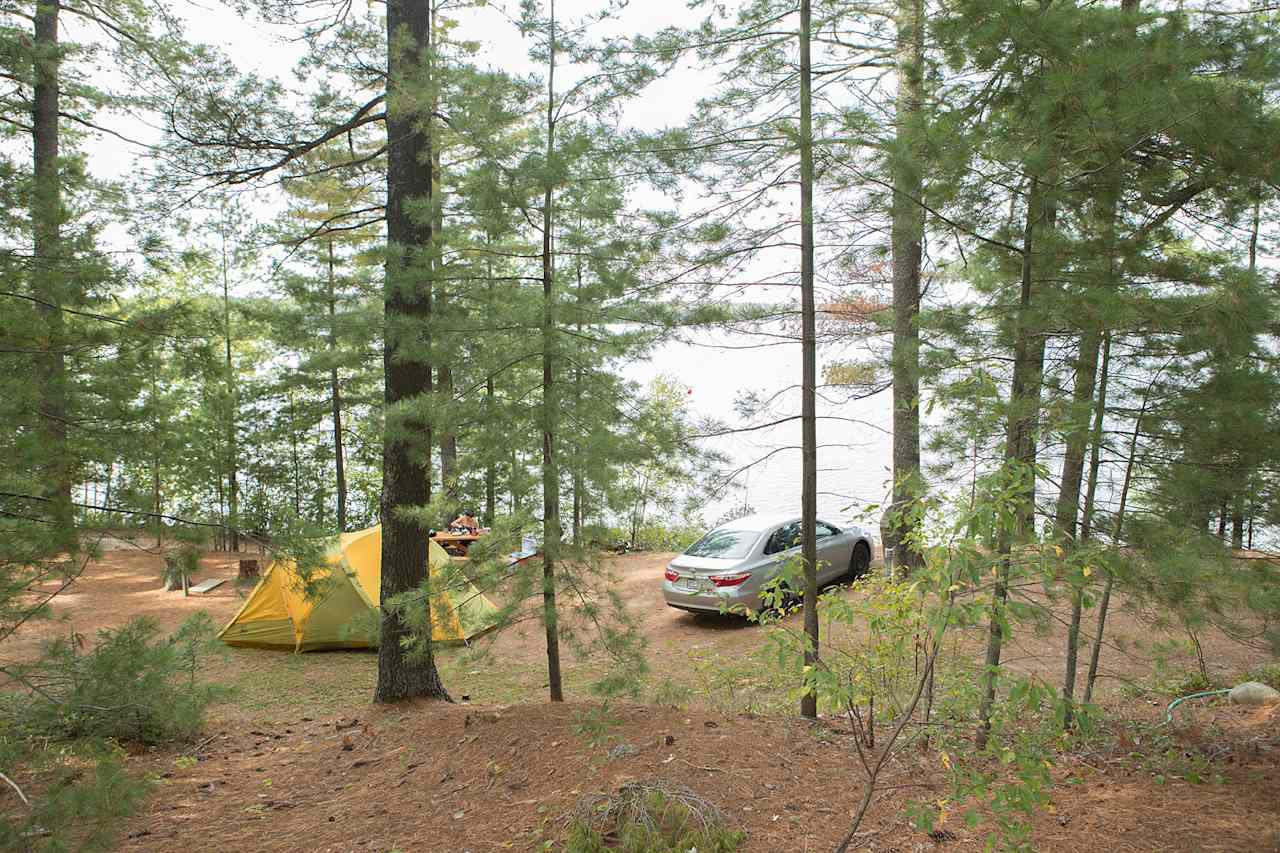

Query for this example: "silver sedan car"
[662,512,874,616]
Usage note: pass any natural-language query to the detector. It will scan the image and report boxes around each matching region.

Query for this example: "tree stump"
[238,559,260,580]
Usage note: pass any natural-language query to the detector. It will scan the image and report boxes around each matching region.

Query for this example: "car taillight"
[664,568,679,582]
[710,572,752,587]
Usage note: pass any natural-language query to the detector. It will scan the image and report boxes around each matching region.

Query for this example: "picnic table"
[432,530,484,556]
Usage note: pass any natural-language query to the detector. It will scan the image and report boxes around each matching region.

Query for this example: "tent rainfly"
[218,525,499,651]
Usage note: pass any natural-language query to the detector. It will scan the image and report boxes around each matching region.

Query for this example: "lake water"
[637,330,895,530]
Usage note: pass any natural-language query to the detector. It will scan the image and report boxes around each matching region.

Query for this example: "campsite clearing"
[14,541,1280,850]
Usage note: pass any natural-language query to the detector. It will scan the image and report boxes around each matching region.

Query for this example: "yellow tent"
[218,525,500,651]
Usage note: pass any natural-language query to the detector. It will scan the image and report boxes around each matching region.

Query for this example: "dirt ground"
[9,542,1280,851]
[17,539,1269,703]
[115,699,1280,853]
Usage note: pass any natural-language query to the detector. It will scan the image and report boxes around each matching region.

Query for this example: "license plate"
[679,577,711,593]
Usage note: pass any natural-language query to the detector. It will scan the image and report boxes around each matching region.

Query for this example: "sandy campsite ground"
[9,539,1280,850]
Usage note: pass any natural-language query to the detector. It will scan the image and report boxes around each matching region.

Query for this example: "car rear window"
[683,529,759,559]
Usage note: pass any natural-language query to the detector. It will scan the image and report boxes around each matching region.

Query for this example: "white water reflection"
[634,330,894,528]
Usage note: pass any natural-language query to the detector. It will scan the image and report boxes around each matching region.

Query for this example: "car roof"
[714,512,800,532]
[714,512,857,533]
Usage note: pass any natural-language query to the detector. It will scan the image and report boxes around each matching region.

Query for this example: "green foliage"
[1104,719,1224,787]
[1243,662,1280,689]
[0,741,143,853]
[0,615,223,851]
[921,676,1075,851]
[7,614,225,745]
[597,522,704,553]
[564,786,745,853]
[678,647,790,716]
[573,702,621,751]
[161,543,200,590]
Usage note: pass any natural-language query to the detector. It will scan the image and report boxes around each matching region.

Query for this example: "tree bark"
[977,175,1049,748]
[540,0,564,703]
[1231,500,1244,550]
[433,128,459,522]
[32,0,73,537]
[889,0,926,574]
[375,0,449,704]
[798,0,819,720]
[220,202,240,552]
[328,239,348,532]
[1055,327,1102,720]
[288,391,302,517]
[1084,350,1154,705]
[571,252,584,548]
[484,238,497,526]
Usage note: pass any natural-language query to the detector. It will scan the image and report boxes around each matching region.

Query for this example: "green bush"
[161,544,200,590]
[0,613,225,850]
[597,523,704,552]
[9,613,225,744]
[0,740,143,853]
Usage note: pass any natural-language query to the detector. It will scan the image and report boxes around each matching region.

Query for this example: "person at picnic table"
[449,510,480,533]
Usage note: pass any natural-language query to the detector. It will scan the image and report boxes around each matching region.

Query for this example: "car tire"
[848,541,871,581]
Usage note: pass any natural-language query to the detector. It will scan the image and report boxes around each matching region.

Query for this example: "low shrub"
[565,780,745,853]
[0,613,225,850]
[8,613,225,744]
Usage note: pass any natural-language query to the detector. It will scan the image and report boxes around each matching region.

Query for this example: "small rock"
[1229,682,1280,705]
[607,743,639,761]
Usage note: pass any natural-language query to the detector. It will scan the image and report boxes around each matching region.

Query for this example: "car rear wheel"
[848,541,871,581]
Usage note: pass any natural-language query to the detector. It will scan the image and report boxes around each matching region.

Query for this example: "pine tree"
[376,0,450,703]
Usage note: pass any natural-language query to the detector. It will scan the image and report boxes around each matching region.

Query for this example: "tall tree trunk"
[798,0,819,720]
[220,203,240,552]
[1055,146,1114,715]
[571,246,584,548]
[215,421,225,550]
[32,0,72,538]
[433,145,459,522]
[484,239,497,526]
[288,392,302,517]
[1232,197,1260,553]
[1056,327,1101,722]
[889,0,926,574]
[438,367,457,518]
[1083,353,1155,705]
[375,0,448,704]
[152,456,162,546]
[1231,499,1244,550]
[977,175,1049,748]
[328,239,348,532]
[428,2,458,525]
[1074,332,1113,708]
[540,0,565,703]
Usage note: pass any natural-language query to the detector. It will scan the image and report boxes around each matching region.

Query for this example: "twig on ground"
[0,771,30,807]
